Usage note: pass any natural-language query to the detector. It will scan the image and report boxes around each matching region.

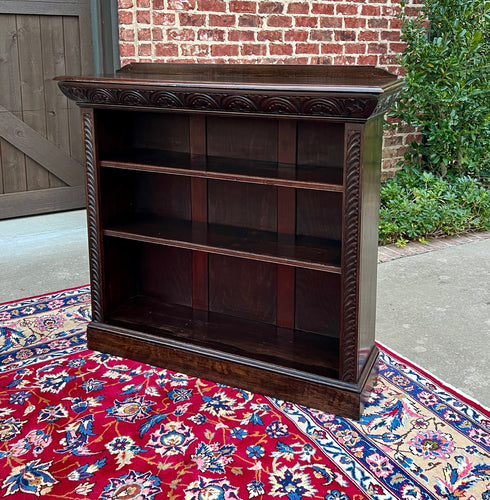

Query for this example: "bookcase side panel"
[358,115,384,374]
[82,109,104,322]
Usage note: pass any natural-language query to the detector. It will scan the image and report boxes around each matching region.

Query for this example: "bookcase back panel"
[209,254,277,324]
[207,116,278,162]
[100,169,191,223]
[208,180,277,232]
[297,121,344,167]
[295,269,341,337]
[103,239,193,311]
[103,237,138,315]
[296,190,343,242]
[96,110,190,156]
[139,244,192,307]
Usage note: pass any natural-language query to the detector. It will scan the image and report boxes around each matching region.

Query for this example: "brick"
[238,15,262,27]
[229,1,256,13]
[321,43,343,55]
[361,5,380,16]
[167,28,195,41]
[389,42,406,53]
[211,44,239,56]
[168,0,196,9]
[138,28,151,40]
[137,0,150,6]
[181,43,209,56]
[241,44,267,56]
[287,2,309,14]
[285,30,309,42]
[358,31,379,42]
[383,5,401,17]
[152,12,176,25]
[296,43,320,54]
[320,17,342,28]
[390,19,402,30]
[138,43,152,56]
[179,13,206,25]
[228,29,255,41]
[368,18,389,29]
[119,28,135,42]
[336,4,359,16]
[333,55,357,65]
[269,44,293,56]
[309,56,333,65]
[153,0,165,9]
[334,31,356,42]
[197,0,226,11]
[344,18,366,29]
[155,43,179,57]
[209,14,236,26]
[267,15,292,28]
[382,30,401,42]
[198,28,225,41]
[136,11,151,23]
[118,11,133,24]
[282,56,309,64]
[309,30,332,42]
[257,30,283,42]
[311,3,334,15]
[344,43,367,54]
[295,16,318,28]
[118,0,133,8]
[368,42,388,54]
[152,27,164,40]
[357,55,379,65]
[258,2,283,14]
[119,43,136,57]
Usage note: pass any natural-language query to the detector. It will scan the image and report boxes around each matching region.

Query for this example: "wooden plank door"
[0,0,93,219]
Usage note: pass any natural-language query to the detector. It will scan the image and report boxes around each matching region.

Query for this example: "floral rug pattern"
[0,286,489,499]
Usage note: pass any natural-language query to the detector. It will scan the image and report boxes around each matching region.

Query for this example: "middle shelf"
[104,216,342,272]
[100,149,344,191]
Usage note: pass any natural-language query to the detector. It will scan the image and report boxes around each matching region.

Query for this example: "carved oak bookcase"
[57,64,402,419]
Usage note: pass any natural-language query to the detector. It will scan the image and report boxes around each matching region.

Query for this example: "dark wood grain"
[103,216,341,272]
[103,296,339,378]
[100,150,344,191]
[63,63,402,419]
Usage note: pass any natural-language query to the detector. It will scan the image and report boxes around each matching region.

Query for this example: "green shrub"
[388,0,490,178]
[379,169,490,246]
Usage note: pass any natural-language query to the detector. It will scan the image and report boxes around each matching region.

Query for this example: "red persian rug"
[0,286,489,499]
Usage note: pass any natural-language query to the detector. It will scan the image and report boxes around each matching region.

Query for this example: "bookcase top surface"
[58,63,402,94]
[57,63,402,120]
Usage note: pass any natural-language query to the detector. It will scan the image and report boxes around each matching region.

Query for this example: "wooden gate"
[0,0,93,219]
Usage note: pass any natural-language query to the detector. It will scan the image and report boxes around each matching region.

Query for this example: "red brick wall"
[117,0,422,177]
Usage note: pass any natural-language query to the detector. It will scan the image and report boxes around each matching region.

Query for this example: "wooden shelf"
[107,296,340,379]
[100,149,344,191]
[104,216,342,273]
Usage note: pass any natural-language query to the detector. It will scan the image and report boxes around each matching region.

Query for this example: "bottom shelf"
[106,295,340,379]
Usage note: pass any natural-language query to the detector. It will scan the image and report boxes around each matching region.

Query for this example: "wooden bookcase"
[58,64,402,419]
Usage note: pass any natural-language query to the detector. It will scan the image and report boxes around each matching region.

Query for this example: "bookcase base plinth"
[87,321,379,420]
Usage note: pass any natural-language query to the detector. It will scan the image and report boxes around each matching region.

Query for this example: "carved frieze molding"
[57,83,395,120]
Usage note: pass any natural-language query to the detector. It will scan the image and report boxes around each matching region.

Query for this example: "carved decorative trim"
[59,83,382,119]
[341,128,362,383]
[82,111,103,322]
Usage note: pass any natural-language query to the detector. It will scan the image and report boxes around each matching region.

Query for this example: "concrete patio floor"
[1,210,488,409]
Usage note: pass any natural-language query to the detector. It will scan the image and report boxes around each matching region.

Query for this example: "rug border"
[0,284,90,307]
[377,340,490,416]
